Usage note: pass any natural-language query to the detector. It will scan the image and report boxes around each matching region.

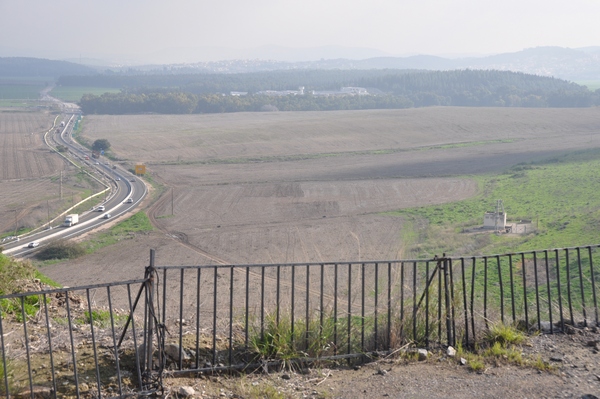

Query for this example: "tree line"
[71,69,600,114]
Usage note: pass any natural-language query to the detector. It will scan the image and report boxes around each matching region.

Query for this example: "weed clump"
[35,240,86,260]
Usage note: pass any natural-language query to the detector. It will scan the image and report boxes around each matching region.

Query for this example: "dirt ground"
[160,328,600,399]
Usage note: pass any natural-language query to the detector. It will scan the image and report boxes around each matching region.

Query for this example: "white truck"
[63,214,79,227]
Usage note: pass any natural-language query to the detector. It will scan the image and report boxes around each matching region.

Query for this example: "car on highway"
[126,198,133,203]
[97,205,105,212]
[102,213,111,219]
[116,177,121,181]
[28,242,39,248]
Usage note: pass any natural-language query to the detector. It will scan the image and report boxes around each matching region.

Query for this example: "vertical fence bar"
[347,263,352,355]
[496,255,504,324]
[320,264,325,345]
[212,267,218,365]
[276,265,281,326]
[162,269,167,335]
[460,258,469,346]
[555,249,565,332]
[470,257,476,343]
[291,265,296,348]
[443,258,452,346]
[196,268,201,369]
[245,267,249,351]
[509,254,516,323]
[0,311,8,399]
[127,283,144,391]
[261,266,265,342]
[387,262,392,350]
[400,262,405,337]
[42,293,58,399]
[449,259,457,347]
[178,269,185,370]
[361,263,365,352]
[374,262,379,350]
[533,252,541,332]
[19,297,34,398]
[425,261,430,347]
[576,248,587,326]
[106,287,123,396]
[412,261,417,343]
[85,289,102,398]
[306,264,311,352]
[565,249,574,325]
[589,246,599,325]
[521,253,529,328]
[334,263,338,355]
[229,266,234,365]
[483,257,488,330]
[437,259,442,342]
[545,250,554,333]
[65,292,82,396]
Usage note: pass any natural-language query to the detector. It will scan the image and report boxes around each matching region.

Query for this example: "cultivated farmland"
[41,106,600,287]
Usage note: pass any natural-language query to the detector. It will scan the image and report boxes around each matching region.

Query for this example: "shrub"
[35,240,86,261]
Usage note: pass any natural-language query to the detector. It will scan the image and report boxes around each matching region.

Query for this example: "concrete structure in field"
[483,199,506,230]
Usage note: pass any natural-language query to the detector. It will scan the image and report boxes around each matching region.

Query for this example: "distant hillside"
[112,47,600,81]
[0,57,96,78]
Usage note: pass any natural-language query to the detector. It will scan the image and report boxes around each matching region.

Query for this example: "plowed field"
[42,107,600,286]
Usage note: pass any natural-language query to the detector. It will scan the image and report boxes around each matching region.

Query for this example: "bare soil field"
[41,107,600,286]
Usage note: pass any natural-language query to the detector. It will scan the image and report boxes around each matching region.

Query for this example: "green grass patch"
[392,148,600,257]
[83,211,153,253]
[49,86,121,102]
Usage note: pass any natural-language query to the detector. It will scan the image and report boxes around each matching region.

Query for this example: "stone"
[178,386,195,397]
[417,348,429,361]
[447,346,456,357]
[460,357,467,366]
[15,386,53,399]
[165,343,190,362]
[281,373,291,380]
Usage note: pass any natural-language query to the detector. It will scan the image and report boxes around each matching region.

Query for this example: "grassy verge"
[83,211,153,253]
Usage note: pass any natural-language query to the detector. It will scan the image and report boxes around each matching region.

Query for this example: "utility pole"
[59,170,63,200]
[171,188,174,215]
[47,200,50,226]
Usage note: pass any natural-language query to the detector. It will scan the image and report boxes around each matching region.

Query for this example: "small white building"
[483,211,507,229]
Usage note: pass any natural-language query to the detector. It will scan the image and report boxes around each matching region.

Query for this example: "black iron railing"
[1,245,599,398]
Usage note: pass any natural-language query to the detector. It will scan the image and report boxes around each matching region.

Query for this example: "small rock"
[550,356,563,362]
[78,382,89,392]
[281,374,291,380]
[15,385,53,399]
[417,348,429,361]
[178,386,195,397]
[377,369,387,376]
[165,343,190,362]
[460,357,467,366]
[353,365,361,370]
[447,346,456,357]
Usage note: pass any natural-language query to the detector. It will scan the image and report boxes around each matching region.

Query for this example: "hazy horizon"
[1,0,599,65]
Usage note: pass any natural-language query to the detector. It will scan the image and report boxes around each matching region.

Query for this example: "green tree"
[92,139,111,152]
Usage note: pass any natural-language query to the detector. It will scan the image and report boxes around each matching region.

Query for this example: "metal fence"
[1,245,600,397]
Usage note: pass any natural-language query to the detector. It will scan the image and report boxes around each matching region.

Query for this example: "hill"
[0,57,96,78]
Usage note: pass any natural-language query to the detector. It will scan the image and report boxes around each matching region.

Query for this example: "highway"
[3,110,147,257]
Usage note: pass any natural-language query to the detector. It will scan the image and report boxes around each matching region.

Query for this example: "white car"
[102,213,111,219]
[126,198,133,203]
[28,242,39,248]
[97,206,105,212]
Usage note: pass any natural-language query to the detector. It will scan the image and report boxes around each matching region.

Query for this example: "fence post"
[143,249,156,389]
[442,256,454,347]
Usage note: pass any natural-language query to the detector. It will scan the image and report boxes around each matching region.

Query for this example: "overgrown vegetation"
[395,148,600,258]
[35,240,86,261]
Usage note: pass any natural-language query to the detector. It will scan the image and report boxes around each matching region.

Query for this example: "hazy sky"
[1,0,599,63]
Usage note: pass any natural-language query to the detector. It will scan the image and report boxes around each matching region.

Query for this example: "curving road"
[3,109,147,257]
